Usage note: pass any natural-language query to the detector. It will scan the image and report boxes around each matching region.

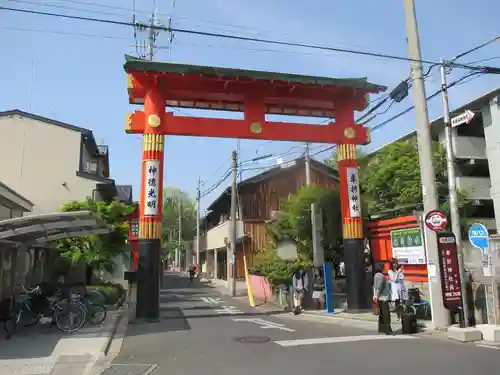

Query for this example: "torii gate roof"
[124,55,387,118]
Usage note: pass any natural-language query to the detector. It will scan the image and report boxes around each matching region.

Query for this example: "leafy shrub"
[88,282,125,306]
[250,248,311,287]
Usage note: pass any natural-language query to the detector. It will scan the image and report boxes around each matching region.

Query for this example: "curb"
[87,304,129,375]
[101,304,128,356]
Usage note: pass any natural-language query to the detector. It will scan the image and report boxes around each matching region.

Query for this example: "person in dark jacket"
[373,262,394,335]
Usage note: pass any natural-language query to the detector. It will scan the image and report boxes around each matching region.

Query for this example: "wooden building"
[199,157,339,280]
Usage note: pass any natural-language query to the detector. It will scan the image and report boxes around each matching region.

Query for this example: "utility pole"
[229,151,238,297]
[196,177,201,276]
[146,12,155,60]
[305,143,312,186]
[305,144,324,267]
[178,197,182,270]
[403,0,449,328]
[440,59,469,326]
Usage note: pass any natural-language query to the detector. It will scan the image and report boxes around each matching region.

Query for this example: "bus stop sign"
[468,223,489,250]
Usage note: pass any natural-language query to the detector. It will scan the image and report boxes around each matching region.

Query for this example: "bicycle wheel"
[87,303,107,325]
[88,290,106,305]
[54,299,87,333]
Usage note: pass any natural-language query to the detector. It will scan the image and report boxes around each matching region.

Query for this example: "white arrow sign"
[451,109,474,128]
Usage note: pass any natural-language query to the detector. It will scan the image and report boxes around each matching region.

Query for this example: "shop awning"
[0,211,111,245]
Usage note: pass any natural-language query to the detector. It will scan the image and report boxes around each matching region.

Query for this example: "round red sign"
[424,210,448,231]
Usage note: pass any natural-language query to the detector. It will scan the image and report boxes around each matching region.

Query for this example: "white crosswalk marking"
[199,297,222,305]
[233,318,295,332]
[214,305,244,314]
[275,335,418,347]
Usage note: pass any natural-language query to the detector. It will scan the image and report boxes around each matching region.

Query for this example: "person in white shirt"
[388,258,407,322]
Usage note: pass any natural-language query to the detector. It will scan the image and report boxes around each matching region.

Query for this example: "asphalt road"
[109,272,500,375]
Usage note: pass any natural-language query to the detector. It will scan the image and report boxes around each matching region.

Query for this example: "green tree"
[162,188,197,260]
[57,199,135,282]
[360,140,445,213]
[268,186,343,265]
[356,139,470,218]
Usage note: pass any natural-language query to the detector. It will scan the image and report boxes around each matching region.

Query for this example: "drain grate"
[102,364,157,375]
[233,335,271,344]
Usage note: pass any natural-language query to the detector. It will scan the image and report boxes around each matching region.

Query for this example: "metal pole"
[178,197,182,270]
[305,143,311,185]
[196,177,201,277]
[146,10,155,60]
[403,0,449,329]
[229,151,238,297]
[440,59,469,327]
[306,144,323,267]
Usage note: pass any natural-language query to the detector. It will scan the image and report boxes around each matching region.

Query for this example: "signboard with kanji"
[346,167,361,218]
[144,160,160,216]
[130,219,139,238]
[437,232,463,311]
[390,227,425,264]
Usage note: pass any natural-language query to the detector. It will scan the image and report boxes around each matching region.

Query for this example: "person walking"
[311,267,325,310]
[373,262,393,335]
[292,267,308,315]
[388,258,407,322]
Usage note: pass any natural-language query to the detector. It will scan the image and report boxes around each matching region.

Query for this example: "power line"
[370,71,483,132]
[2,5,500,72]
[309,70,485,159]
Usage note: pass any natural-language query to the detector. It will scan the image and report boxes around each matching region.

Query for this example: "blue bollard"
[323,263,335,314]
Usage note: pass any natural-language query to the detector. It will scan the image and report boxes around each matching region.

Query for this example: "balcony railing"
[199,220,245,251]
[456,176,491,200]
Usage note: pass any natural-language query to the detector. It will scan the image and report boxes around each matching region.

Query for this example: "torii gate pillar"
[337,111,366,310]
[135,82,165,321]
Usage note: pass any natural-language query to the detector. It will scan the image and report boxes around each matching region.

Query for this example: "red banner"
[437,233,463,311]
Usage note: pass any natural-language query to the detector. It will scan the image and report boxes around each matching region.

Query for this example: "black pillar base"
[136,238,161,321]
[343,238,367,310]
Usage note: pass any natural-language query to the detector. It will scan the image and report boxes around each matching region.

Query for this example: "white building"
[371,88,500,265]
[0,109,120,213]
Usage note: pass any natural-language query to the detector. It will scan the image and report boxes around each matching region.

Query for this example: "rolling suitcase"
[401,310,418,334]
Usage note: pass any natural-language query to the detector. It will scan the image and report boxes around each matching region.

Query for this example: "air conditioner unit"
[85,162,98,173]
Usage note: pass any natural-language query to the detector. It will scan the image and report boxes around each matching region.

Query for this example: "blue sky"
[1,0,500,211]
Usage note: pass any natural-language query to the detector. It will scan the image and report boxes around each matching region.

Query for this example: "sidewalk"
[0,308,125,375]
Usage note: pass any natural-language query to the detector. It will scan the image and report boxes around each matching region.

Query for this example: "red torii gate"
[124,55,386,320]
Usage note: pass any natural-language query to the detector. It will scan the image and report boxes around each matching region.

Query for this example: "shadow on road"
[124,272,288,338]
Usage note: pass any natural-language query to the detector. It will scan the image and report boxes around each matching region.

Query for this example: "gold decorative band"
[125,112,132,131]
[139,219,162,239]
[143,133,165,152]
[337,144,356,161]
[342,219,363,239]
[127,74,134,94]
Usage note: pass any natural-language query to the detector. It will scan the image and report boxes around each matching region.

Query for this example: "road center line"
[274,335,419,347]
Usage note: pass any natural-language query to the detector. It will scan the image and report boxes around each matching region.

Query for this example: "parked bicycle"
[4,284,87,340]
[70,291,107,325]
